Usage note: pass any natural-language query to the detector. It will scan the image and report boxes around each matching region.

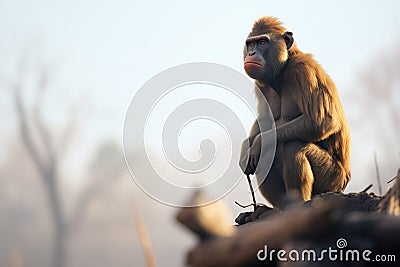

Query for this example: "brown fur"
[283,49,351,175]
[250,16,286,35]
[241,16,351,208]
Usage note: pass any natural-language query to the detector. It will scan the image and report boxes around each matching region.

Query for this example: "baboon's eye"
[248,42,256,47]
[259,40,267,45]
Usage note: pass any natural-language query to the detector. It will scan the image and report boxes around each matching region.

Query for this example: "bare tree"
[10,56,123,267]
[346,41,400,189]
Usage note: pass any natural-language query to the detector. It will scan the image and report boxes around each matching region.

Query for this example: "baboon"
[239,16,351,213]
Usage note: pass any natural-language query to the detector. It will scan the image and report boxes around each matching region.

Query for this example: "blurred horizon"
[1,1,400,266]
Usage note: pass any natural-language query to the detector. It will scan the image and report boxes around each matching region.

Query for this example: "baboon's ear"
[283,31,294,49]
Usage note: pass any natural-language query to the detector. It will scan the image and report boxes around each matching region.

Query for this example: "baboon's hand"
[239,138,254,174]
[239,135,261,175]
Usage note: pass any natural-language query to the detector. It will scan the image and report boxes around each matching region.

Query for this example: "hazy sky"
[1,0,399,186]
[1,1,400,266]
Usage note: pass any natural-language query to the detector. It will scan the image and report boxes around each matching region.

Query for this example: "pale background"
[0,1,399,266]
